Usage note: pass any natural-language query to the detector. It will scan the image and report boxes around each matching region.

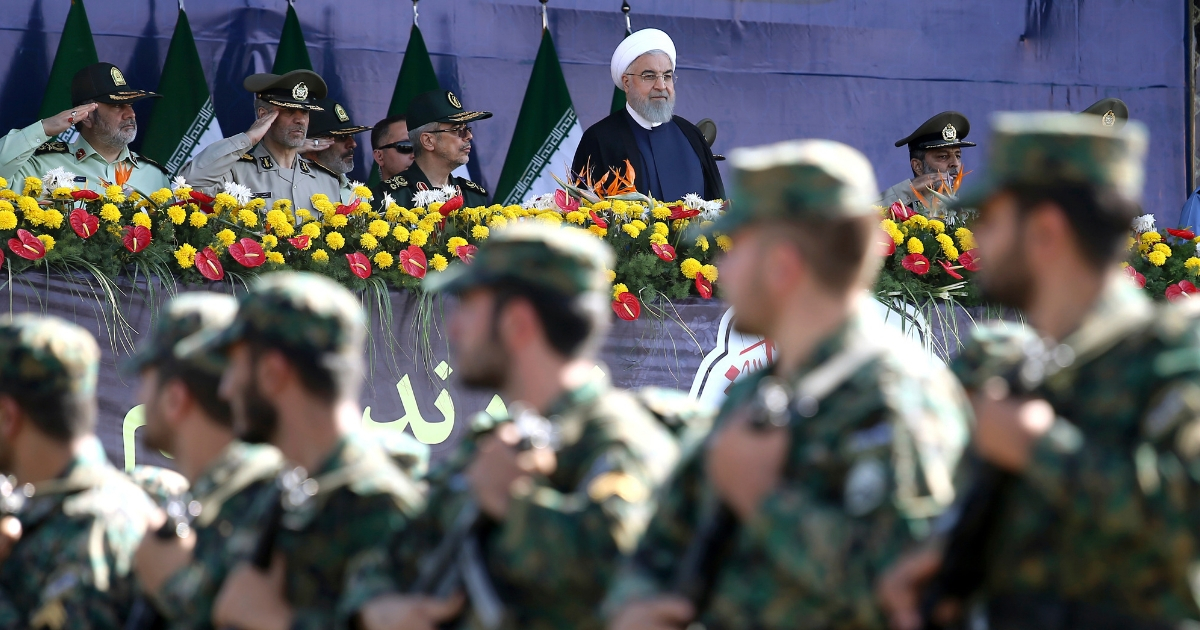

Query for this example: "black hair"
[245,341,361,404]
[154,359,232,428]
[1008,182,1139,269]
[0,384,95,443]
[371,115,407,150]
[490,279,609,358]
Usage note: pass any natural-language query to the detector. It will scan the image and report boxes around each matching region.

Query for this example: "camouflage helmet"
[122,292,238,377]
[954,111,1148,209]
[423,222,615,299]
[703,139,879,235]
[0,314,100,400]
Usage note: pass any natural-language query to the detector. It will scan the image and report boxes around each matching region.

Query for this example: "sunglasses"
[378,140,414,154]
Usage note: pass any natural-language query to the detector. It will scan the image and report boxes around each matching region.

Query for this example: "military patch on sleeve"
[33,141,69,155]
[238,153,256,162]
[258,156,275,170]
[462,179,487,195]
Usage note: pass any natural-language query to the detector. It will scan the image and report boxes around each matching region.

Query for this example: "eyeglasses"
[625,71,677,85]
[378,140,414,154]
[426,126,473,139]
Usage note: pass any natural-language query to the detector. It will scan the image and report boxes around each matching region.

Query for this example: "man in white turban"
[571,28,724,201]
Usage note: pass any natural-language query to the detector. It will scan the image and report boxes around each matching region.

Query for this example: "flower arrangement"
[1125,214,1200,301]
[874,201,982,305]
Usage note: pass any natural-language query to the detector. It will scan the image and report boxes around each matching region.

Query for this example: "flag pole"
[622,0,631,32]
[413,0,419,28]
[541,0,548,31]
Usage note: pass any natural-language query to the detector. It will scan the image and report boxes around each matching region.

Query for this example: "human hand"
[42,103,99,136]
[972,393,1055,471]
[876,545,946,630]
[303,137,334,152]
[466,423,556,519]
[212,555,292,630]
[911,170,949,193]
[246,109,280,144]
[133,509,197,595]
[357,593,465,630]
[608,597,695,630]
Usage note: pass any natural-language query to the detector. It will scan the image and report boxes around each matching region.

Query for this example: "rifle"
[410,407,557,630]
[124,496,194,630]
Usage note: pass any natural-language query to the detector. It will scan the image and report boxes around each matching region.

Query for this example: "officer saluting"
[375,90,490,208]
[179,70,341,204]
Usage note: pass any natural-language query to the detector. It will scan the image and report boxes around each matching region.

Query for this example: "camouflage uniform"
[0,315,158,629]
[944,113,1200,626]
[184,272,426,628]
[605,140,971,629]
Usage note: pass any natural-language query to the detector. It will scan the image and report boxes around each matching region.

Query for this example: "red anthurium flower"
[902,253,930,275]
[228,238,265,268]
[1123,264,1147,289]
[651,243,676,262]
[71,189,100,201]
[195,247,224,281]
[878,230,896,256]
[69,209,99,239]
[189,191,214,204]
[1166,280,1198,302]
[612,291,641,321]
[695,275,713,299]
[554,189,579,213]
[1167,228,1196,240]
[589,210,609,229]
[288,235,310,249]
[0,249,6,269]
[400,246,427,278]
[335,198,361,216]
[455,244,478,264]
[888,201,915,222]
[938,259,964,280]
[346,252,372,279]
[668,206,701,220]
[958,249,981,272]
[8,229,44,260]
[439,195,464,217]
[123,225,152,253]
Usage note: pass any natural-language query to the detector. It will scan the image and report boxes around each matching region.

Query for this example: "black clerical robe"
[571,109,725,201]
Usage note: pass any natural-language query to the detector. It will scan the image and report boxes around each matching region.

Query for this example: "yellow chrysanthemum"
[593,201,613,212]
[368,219,389,238]
[955,227,976,251]
[212,193,239,214]
[173,186,192,200]
[653,222,669,236]
[904,214,929,229]
[906,237,924,255]
[373,251,394,269]
[679,258,702,279]
[301,222,322,239]
[238,209,259,227]
[262,234,278,248]
[430,254,448,272]
[1148,250,1167,266]
[612,283,630,300]
[1186,257,1200,275]
[406,229,427,247]
[274,222,295,238]
[695,235,709,252]
[188,211,208,227]
[360,234,379,250]
[700,264,718,282]
[0,177,7,189]
[51,187,73,200]
[100,203,121,223]
[1141,231,1162,245]
[622,224,642,238]
[716,235,732,252]
[216,229,236,246]
[312,249,329,263]
[1153,243,1172,256]
[174,244,197,269]
[353,185,373,200]
[605,269,616,283]
[565,211,586,225]
[651,205,672,220]
[328,214,348,229]
[42,209,63,229]
[130,213,150,229]
[167,206,186,224]
[266,251,284,264]
[384,205,403,222]
[447,237,468,253]
[105,185,124,202]
[271,199,292,213]
[927,219,946,234]
[244,198,265,211]
[22,177,42,197]
[149,189,172,206]
[588,226,608,238]
[326,232,346,250]
[392,225,410,242]
[649,233,668,246]
[471,225,489,240]
[0,210,15,230]
[37,234,55,252]
[488,215,508,229]
[265,209,288,229]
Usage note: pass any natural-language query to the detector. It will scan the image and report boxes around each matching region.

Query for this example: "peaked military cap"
[179,272,366,371]
[0,314,100,399]
[953,111,1148,210]
[406,90,493,131]
[307,97,371,138]
[424,223,614,299]
[1080,97,1129,130]
[702,139,878,235]
[122,293,238,377]
[244,70,327,111]
[895,111,976,151]
[71,62,161,107]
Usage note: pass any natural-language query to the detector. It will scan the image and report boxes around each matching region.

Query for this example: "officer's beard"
[979,235,1034,310]
[271,123,309,149]
[234,374,279,445]
[313,145,354,175]
[627,88,675,124]
[92,117,136,148]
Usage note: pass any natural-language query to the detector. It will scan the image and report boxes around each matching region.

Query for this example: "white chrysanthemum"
[522,193,556,210]
[42,167,76,191]
[170,176,189,192]
[683,193,705,210]
[700,199,724,220]
[412,187,454,208]
[383,193,396,208]
[222,181,253,205]
[1132,214,1156,233]
[349,180,365,190]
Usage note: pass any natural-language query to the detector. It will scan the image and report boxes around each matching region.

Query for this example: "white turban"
[610,28,677,90]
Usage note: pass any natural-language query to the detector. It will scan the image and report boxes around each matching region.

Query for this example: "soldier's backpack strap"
[33,141,69,156]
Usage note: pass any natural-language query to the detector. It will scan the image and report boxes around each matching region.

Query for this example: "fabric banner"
[367,22,441,188]
[271,0,313,75]
[37,0,98,144]
[493,27,583,206]
[140,8,223,176]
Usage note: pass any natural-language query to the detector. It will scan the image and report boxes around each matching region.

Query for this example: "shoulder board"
[132,153,169,174]
[33,141,69,155]
[307,159,340,179]
[460,179,487,195]
[384,175,410,190]
[237,153,256,162]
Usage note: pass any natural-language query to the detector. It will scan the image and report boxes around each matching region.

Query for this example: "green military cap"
[953,111,1148,210]
[244,70,327,111]
[424,222,614,298]
[71,62,161,107]
[1080,97,1129,130]
[406,90,493,131]
[895,111,976,151]
[179,272,366,370]
[703,139,879,235]
[122,293,238,377]
[307,97,371,138]
[0,314,99,399]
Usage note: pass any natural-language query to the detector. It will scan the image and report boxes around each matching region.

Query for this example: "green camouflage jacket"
[951,281,1200,622]
[149,442,283,630]
[605,308,971,629]
[384,376,682,630]
[0,441,157,630]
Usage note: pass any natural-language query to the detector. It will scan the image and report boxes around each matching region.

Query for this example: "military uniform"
[380,162,489,210]
[178,70,341,205]
[305,97,371,204]
[0,315,158,629]
[879,111,974,208]
[127,465,190,508]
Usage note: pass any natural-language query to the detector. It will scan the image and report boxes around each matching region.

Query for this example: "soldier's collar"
[70,134,134,166]
[543,367,610,418]
[774,301,869,385]
[1054,276,1153,366]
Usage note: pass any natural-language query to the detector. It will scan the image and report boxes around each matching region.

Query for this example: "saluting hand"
[358,593,465,630]
[303,137,335,153]
[246,109,280,145]
[41,103,99,137]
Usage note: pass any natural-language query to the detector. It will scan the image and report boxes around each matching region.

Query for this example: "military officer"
[0,314,158,628]
[358,223,682,630]
[302,97,372,204]
[125,293,283,630]
[178,71,341,206]
[368,115,415,202]
[605,140,970,630]
[877,114,1200,630]
[0,62,169,193]
[176,272,424,629]
[879,111,975,209]
[380,90,490,208]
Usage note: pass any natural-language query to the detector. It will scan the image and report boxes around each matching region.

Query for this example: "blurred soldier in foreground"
[359,223,681,630]
[179,272,424,629]
[0,315,157,628]
[877,113,1200,629]
[127,293,283,630]
[606,139,970,630]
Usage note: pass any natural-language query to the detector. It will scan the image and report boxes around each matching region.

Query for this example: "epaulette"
[132,152,169,174]
[461,179,487,196]
[384,175,410,191]
[237,153,256,162]
[306,159,340,179]
[33,141,69,155]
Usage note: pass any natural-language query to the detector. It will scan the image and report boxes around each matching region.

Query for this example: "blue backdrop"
[0,0,1190,223]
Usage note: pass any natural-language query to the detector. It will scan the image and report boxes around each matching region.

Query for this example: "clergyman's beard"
[979,239,1034,310]
[628,89,675,124]
[237,377,280,445]
[94,117,136,148]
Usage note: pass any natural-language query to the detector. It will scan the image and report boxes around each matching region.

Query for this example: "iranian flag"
[493,27,582,206]
[141,6,223,176]
[368,22,441,188]
[272,0,314,73]
[39,0,99,143]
